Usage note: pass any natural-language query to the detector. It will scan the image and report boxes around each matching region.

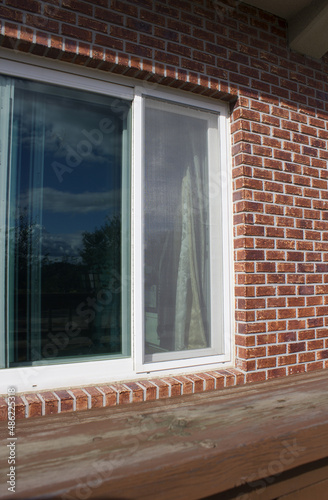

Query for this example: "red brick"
[161,377,182,397]
[8,0,41,12]
[68,389,88,411]
[155,3,179,19]
[240,346,267,359]
[60,38,78,55]
[298,352,315,370]
[25,394,42,418]
[184,374,205,392]
[0,6,23,22]
[26,14,59,32]
[298,306,315,317]
[83,387,104,408]
[205,371,225,389]
[267,274,286,284]
[246,371,266,383]
[97,386,117,407]
[256,286,276,296]
[308,340,324,350]
[194,373,215,391]
[123,383,144,403]
[257,357,276,369]
[278,332,297,343]
[149,379,170,399]
[172,376,193,395]
[277,308,296,319]
[0,397,7,421]
[213,370,235,387]
[317,350,328,360]
[228,369,245,385]
[10,396,26,419]
[256,333,276,344]
[286,252,304,262]
[62,0,92,15]
[307,297,323,308]
[267,367,287,379]
[110,384,131,404]
[288,365,306,375]
[277,286,296,296]
[137,381,157,401]
[54,390,74,412]
[39,392,59,416]
[307,361,324,371]
[268,344,286,356]
[267,320,287,332]
[154,49,179,65]
[278,354,297,366]
[94,34,123,51]
[256,310,276,321]
[45,5,76,23]
[236,358,256,372]
[79,15,107,33]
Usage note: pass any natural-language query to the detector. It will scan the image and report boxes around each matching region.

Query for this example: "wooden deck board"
[1,370,328,499]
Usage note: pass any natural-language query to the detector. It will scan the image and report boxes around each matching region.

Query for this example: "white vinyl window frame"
[0,49,233,393]
[134,86,232,372]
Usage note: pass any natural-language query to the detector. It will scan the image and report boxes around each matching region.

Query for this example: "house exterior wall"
[1,0,328,410]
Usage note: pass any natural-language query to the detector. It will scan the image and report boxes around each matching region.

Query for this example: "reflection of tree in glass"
[80,214,122,352]
[42,259,84,294]
[15,212,84,293]
[14,213,122,358]
[80,214,121,292]
[16,213,31,290]
[15,212,41,291]
[16,213,121,293]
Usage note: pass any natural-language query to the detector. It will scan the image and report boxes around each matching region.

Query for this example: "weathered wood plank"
[266,461,328,500]
[1,371,328,500]
[209,459,328,499]
[278,477,328,500]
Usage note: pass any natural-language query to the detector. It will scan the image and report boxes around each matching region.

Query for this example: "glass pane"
[5,77,130,366]
[144,98,215,357]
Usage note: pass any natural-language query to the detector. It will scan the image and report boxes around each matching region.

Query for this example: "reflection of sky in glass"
[14,83,127,262]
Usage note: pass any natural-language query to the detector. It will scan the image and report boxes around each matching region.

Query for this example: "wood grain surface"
[1,370,328,500]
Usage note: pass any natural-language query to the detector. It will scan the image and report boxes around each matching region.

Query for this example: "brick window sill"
[0,368,245,419]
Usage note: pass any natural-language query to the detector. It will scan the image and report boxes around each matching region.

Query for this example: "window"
[0,76,131,368]
[0,54,232,391]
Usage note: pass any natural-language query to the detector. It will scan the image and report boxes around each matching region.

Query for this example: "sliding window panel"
[2,77,131,367]
[143,98,224,363]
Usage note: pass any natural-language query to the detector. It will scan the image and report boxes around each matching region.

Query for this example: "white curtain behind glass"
[144,98,211,355]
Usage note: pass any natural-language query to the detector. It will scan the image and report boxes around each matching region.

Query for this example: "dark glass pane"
[8,79,130,366]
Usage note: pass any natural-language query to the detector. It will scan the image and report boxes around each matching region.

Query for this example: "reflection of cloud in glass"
[20,187,121,214]
[42,230,83,249]
[41,230,83,261]
[15,94,122,167]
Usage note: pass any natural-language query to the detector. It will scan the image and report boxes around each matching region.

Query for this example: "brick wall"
[1,0,328,384]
